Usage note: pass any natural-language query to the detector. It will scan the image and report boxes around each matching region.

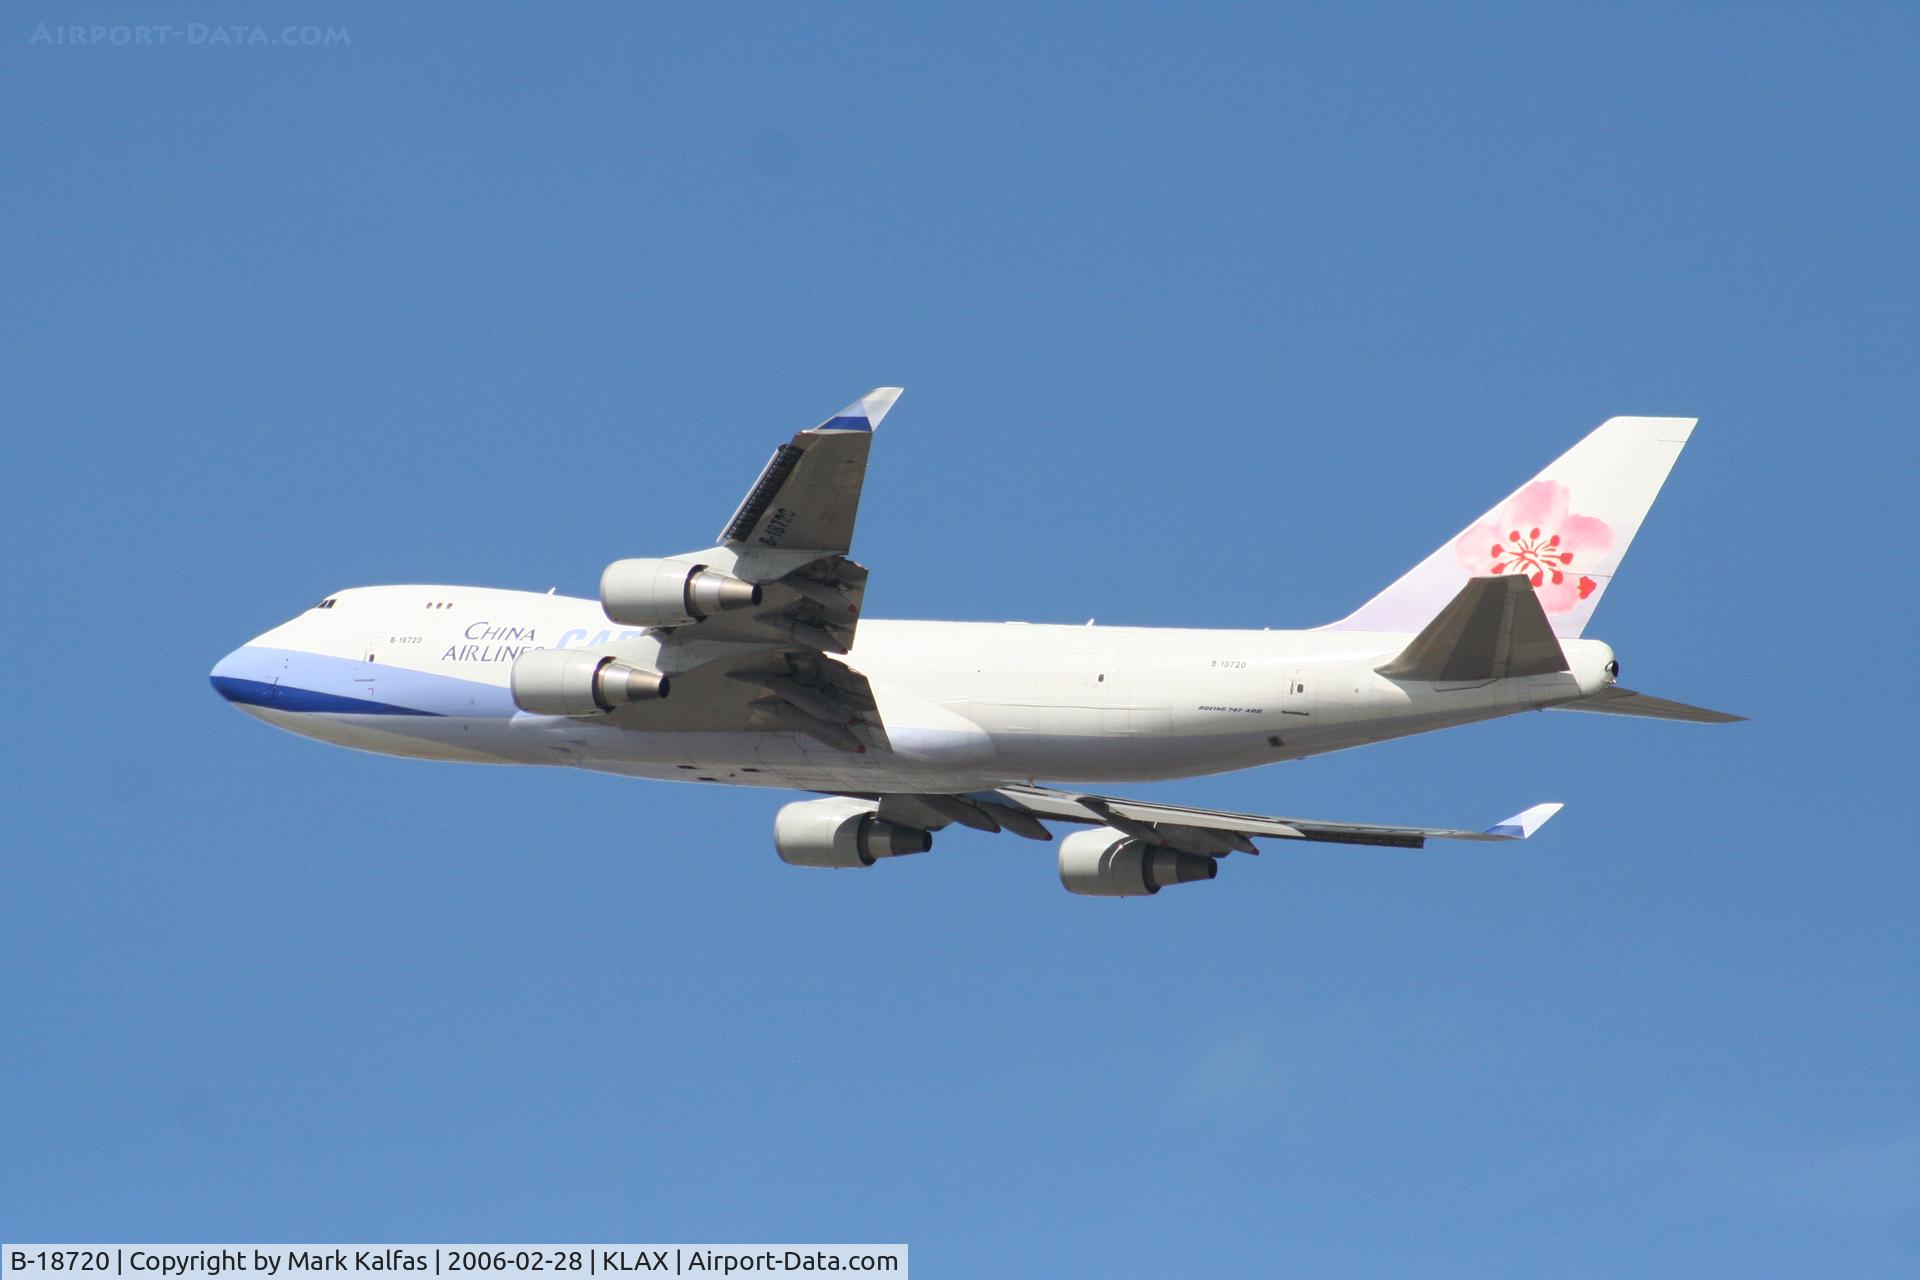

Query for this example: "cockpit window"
[313,597,338,610]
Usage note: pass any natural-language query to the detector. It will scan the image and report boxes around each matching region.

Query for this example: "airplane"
[210,391,1741,897]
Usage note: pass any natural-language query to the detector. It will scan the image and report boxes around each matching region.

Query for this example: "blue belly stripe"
[210,676,442,716]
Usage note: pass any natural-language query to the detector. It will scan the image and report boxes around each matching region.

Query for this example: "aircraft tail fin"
[1326,416,1698,639]
[1376,575,1569,682]
[1550,687,1745,724]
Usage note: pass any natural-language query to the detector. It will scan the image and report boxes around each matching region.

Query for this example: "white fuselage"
[210,585,1616,793]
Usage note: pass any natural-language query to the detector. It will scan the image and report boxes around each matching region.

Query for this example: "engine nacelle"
[601,558,762,627]
[774,797,933,869]
[1058,827,1219,897]
[509,648,670,716]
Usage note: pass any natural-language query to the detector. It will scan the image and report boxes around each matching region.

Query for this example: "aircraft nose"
[209,647,249,704]
[211,641,284,710]
[211,607,319,714]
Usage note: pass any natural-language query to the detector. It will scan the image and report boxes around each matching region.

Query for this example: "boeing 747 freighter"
[212,391,1738,897]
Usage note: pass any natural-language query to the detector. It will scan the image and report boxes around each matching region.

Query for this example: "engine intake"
[510,648,670,717]
[1058,827,1218,897]
[601,558,763,628]
[774,797,933,869]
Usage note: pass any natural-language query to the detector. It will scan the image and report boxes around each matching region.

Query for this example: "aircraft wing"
[873,785,1563,853]
[604,390,902,751]
[657,388,901,655]
[719,388,900,556]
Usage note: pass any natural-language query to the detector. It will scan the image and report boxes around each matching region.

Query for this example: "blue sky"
[3,3,1915,1275]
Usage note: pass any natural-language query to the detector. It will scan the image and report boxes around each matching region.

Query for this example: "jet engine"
[509,648,669,716]
[774,797,933,869]
[601,558,762,627]
[1058,827,1219,897]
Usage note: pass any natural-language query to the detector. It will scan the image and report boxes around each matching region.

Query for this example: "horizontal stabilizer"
[1377,575,1569,682]
[1551,687,1745,724]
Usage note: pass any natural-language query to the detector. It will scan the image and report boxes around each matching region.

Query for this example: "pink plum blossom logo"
[1454,480,1614,614]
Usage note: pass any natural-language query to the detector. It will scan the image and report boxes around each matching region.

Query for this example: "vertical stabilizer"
[1327,416,1697,638]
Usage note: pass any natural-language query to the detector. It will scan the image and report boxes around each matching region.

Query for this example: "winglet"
[1483,802,1564,840]
[814,387,903,433]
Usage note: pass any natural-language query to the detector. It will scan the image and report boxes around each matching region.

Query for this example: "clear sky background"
[4,4,1916,1275]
